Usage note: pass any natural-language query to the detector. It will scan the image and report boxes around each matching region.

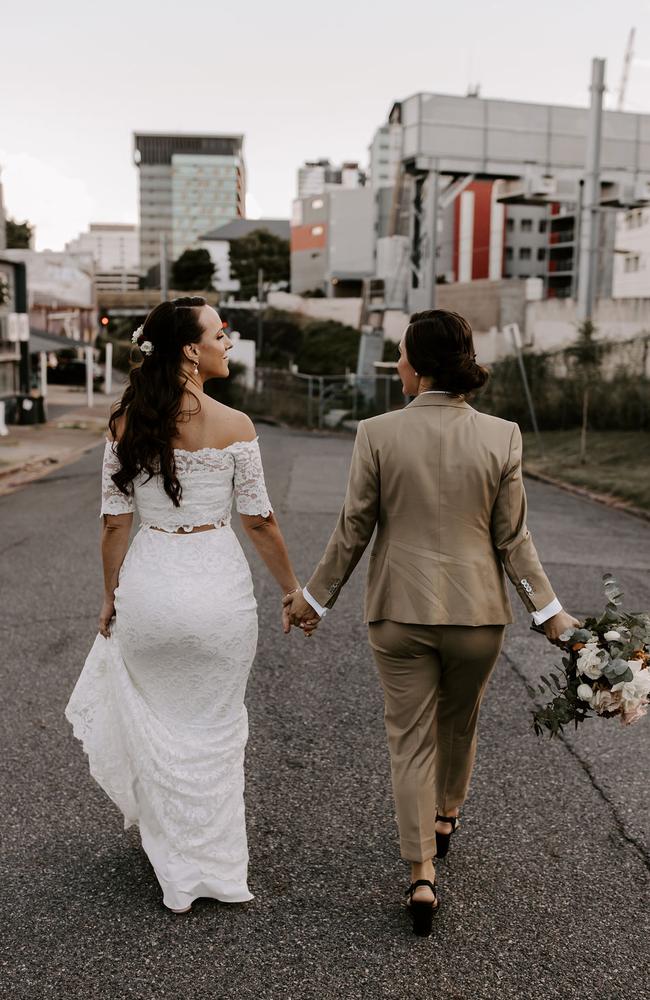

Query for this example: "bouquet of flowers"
[530,574,650,737]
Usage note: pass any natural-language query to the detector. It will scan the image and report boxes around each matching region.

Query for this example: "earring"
[193,358,199,375]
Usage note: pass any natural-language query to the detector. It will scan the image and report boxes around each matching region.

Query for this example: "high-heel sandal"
[435,813,460,859]
[405,879,440,937]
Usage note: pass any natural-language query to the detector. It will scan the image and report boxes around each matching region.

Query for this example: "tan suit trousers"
[368,620,505,862]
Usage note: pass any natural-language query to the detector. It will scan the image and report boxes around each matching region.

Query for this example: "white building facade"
[66,223,139,271]
[291,188,375,296]
[613,207,650,298]
[296,159,366,198]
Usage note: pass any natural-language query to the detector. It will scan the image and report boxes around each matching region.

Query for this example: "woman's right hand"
[543,610,580,645]
[99,597,116,638]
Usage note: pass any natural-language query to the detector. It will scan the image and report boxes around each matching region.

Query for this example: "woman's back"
[103,397,270,533]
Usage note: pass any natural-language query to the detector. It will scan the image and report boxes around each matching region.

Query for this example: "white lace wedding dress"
[65,437,272,911]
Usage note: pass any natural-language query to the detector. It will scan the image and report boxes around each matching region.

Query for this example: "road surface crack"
[503,650,650,873]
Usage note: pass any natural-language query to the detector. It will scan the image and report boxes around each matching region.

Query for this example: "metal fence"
[247,368,404,429]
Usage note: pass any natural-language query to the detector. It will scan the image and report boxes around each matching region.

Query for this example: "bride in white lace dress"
[65,297,311,913]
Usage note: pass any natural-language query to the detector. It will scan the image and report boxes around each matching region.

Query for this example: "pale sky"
[2,0,650,251]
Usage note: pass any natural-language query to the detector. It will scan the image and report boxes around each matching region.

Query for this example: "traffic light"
[100,316,109,327]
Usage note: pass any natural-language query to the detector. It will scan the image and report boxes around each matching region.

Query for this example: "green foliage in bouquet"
[528,574,650,738]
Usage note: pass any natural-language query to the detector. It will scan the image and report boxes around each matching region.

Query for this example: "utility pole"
[160,233,169,302]
[256,268,264,359]
[577,58,605,323]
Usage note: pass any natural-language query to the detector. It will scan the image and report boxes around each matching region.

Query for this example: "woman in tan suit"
[284,310,578,936]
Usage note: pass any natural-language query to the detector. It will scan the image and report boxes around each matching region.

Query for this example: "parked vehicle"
[47,359,104,389]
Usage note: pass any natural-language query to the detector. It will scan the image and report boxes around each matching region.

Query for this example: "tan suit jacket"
[306,393,556,626]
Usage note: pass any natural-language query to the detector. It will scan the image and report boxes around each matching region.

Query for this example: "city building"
[296,159,366,198]
[200,218,290,294]
[291,188,374,297]
[0,256,23,399]
[66,223,141,293]
[613,207,650,298]
[369,121,402,193]
[2,249,96,342]
[66,223,139,271]
[373,90,650,313]
[0,168,6,253]
[134,133,246,273]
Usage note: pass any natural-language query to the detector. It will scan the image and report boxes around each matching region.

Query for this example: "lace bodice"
[100,438,273,532]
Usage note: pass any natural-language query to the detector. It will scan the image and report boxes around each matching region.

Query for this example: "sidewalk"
[0,384,121,496]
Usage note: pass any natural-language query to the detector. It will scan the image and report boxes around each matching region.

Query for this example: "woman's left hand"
[99,597,116,638]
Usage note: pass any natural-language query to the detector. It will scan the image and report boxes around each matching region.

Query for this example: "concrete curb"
[0,438,103,496]
[524,467,650,522]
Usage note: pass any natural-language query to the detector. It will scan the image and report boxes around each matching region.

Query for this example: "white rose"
[629,668,650,699]
[604,630,621,642]
[577,683,594,702]
[611,669,650,705]
[577,645,607,680]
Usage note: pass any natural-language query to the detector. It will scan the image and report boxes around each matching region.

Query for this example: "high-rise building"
[134,133,246,273]
[296,159,366,199]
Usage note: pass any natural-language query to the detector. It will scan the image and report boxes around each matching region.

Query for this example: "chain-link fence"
[244,368,404,428]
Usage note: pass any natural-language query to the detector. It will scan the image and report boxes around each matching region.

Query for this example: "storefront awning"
[29,328,91,353]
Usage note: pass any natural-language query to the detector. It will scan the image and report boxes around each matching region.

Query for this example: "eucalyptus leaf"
[603,658,631,682]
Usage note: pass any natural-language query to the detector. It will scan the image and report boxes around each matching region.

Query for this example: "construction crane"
[617,27,636,110]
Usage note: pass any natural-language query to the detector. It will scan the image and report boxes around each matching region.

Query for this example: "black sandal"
[405,879,440,937]
[435,813,460,859]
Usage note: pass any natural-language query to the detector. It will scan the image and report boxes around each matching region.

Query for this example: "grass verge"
[523,430,650,512]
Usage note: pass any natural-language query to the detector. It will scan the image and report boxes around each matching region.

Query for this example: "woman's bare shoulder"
[202,398,256,448]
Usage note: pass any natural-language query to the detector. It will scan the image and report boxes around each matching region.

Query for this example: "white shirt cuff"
[532,597,562,625]
[302,587,327,618]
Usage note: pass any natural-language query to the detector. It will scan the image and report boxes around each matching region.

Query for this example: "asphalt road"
[1,424,649,1000]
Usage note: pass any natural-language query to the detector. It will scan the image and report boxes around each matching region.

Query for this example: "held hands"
[282,587,321,638]
[98,597,115,638]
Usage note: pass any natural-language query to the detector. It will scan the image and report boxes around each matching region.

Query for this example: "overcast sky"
[2,0,650,251]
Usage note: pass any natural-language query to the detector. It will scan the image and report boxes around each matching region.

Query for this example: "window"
[505,218,514,232]
[519,247,531,260]
[625,210,644,229]
[537,247,546,261]
[311,225,324,236]
[624,255,641,273]
[504,247,513,260]
[520,219,533,232]
[539,219,547,233]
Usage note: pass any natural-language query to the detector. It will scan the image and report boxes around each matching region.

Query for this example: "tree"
[295,319,361,375]
[171,249,215,291]
[229,229,290,300]
[566,320,602,463]
[6,218,33,249]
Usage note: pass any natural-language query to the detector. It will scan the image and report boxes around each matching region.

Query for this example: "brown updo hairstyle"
[405,309,489,396]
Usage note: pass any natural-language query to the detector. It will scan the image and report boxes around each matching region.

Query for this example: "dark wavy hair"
[107,296,207,506]
[405,309,489,396]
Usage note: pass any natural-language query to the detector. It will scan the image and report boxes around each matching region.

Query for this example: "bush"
[476,352,650,431]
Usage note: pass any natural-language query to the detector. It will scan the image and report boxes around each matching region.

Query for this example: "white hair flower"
[139,340,154,356]
[131,325,144,344]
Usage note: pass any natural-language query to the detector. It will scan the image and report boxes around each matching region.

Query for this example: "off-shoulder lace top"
[100,437,273,532]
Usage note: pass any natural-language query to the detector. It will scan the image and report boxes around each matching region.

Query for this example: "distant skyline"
[2,0,650,251]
